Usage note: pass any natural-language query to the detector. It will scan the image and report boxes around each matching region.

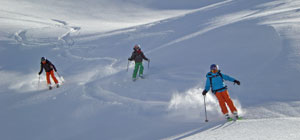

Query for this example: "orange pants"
[215,90,237,114]
[46,70,58,85]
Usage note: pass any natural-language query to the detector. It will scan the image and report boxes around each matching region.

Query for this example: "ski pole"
[148,60,150,70]
[56,71,62,78]
[37,75,40,89]
[127,60,130,72]
[204,95,208,122]
[55,71,65,83]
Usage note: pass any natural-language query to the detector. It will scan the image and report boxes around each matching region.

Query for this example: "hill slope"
[1,0,300,140]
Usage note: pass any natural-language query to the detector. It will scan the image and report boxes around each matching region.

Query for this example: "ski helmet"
[41,57,46,62]
[133,44,140,50]
[210,64,219,71]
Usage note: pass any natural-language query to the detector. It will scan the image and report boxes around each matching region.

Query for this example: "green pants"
[133,62,144,78]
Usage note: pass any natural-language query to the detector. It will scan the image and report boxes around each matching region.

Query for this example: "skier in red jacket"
[38,57,59,89]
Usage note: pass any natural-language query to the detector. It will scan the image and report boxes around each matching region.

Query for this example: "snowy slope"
[167,118,300,140]
[1,0,300,140]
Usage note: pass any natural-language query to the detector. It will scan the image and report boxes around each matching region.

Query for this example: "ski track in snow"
[146,0,235,54]
[147,0,300,55]
[14,30,27,45]
[180,118,300,140]
[54,19,81,47]
[163,117,300,140]
[12,17,81,47]
[82,85,167,107]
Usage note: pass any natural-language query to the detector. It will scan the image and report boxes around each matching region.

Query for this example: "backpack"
[208,71,227,93]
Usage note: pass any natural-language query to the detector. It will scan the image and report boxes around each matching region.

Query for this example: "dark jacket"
[38,60,57,75]
[128,50,148,63]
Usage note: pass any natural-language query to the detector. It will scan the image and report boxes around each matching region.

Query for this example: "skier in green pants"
[128,44,150,81]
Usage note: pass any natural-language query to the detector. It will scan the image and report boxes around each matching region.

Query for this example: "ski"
[139,75,145,79]
[227,117,233,122]
[132,76,146,81]
[48,84,61,90]
[236,116,243,120]
[227,116,243,122]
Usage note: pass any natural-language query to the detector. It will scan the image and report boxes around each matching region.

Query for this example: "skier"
[202,64,241,121]
[128,44,150,81]
[38,57,59,89]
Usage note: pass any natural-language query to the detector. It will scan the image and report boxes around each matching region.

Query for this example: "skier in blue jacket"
[202,64,241,120]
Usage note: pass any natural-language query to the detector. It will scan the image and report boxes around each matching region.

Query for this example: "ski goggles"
[211,69,218,73]
[211,67,218,73]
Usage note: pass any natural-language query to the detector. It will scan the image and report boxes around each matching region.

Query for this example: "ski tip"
[227,118,233,122]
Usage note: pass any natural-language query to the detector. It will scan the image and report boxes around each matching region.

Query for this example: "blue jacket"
[205,71,236,93]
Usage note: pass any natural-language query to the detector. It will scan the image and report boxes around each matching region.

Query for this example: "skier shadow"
[210,120,236,130]
[173,120,231,140]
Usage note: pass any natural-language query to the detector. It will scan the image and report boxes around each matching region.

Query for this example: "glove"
[234,80,240,85]
[202,90,208,96]
[128,57,131,61]
[38,72,41,75]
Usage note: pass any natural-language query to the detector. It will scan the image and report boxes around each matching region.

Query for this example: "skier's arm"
[52,64,57,72]
[202,77,211,95]
[38,63,43,75]
[128,52,135,61]
[48,61,57,72]
[221,73,236,82]
[222,73,240,85]
[204,77,211,92]
[141,52,149,61]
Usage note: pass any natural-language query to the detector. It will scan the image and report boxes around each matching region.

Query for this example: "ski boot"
[132,78,137,82]
[49,86,52,90]
[56,84,60,88]
[233,111,242,120]
[139,74,144,79]
[225,113,233,121]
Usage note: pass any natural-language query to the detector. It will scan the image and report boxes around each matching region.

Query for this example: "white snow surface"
[1,0,300,140]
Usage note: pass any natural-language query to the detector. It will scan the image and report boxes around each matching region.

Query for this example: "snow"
[1,0,300,140]
[168,118,300,140]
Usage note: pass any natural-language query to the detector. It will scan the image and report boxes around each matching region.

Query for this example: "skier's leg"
[215,92,229,115]
[132,63,139,79]
[222,90,237,113]
[139,63,144,76]
[50,70,59,84]
[46,72,51,85]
